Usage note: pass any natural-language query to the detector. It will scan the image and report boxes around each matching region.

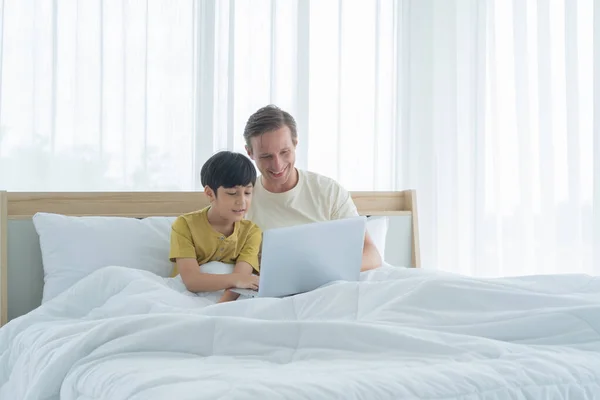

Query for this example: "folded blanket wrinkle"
[1,265,600,399]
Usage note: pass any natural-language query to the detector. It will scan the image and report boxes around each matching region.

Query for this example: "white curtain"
[0,1,197,190]
[0,0,597,277]
[406,0,596,277]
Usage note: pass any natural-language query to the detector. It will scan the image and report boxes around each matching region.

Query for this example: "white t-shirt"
[246,169,359,231]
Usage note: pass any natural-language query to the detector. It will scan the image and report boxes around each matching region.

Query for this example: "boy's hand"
[218,289,241,303]
[232,273,259,290]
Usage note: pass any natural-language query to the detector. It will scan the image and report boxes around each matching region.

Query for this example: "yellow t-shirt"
[169,206,262,277]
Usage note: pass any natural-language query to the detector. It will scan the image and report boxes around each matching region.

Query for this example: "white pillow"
[33,212,177,303]
[366,216,389,257]
[199,261,234,275]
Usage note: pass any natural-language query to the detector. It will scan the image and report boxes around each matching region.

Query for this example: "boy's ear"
[204,186,216,203]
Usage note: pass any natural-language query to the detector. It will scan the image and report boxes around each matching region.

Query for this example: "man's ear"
[204,186,216,203]
[245,145,254,160]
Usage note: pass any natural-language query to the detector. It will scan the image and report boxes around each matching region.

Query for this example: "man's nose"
[272,156,282,170]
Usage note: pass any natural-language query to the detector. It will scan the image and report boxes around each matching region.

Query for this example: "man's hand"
[232,273,259,290]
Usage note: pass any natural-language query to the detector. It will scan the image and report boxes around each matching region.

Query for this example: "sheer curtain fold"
[0,0,597,276]
[462,0,595,276]
[594,0,600,275]
[0,1,197,190]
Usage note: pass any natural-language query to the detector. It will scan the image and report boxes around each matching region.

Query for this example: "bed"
[1,190,600,399]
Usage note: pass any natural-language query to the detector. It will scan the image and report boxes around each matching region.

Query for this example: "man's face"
[246,126,297,192]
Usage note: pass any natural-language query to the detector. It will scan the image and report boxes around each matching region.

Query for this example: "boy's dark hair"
[243,104,297,148]
[200,151,257,196]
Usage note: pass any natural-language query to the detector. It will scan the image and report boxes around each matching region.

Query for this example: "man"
[243,104,382,271]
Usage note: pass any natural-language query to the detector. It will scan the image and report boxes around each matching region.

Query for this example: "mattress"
[1,264,600,399]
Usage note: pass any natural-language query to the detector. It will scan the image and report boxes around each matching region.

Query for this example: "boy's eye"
[227,192,237,196]
[245,192,252,195]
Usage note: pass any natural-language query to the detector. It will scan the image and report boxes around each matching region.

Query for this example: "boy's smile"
[206,184,253,225]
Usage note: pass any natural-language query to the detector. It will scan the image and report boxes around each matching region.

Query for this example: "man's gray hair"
[243,105,297,147]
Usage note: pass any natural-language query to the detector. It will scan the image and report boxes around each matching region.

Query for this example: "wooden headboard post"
[407,190,421,268]
[0,190,8,326]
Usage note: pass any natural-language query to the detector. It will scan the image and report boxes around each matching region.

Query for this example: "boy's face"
[206,184,253,222]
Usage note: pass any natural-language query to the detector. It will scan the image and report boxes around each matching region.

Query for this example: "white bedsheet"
[1,264,600,399]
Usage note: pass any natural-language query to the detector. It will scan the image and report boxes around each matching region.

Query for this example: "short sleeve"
[332,184,359,219]
[236,224,262,272]
[169,216,198,262]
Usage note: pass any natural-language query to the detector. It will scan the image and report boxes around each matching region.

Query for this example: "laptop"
[231,216,367,298]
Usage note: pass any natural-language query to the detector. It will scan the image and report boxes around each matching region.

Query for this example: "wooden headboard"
[0,190,420,326]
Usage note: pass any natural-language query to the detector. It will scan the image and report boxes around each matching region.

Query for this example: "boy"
[169,151,261,303]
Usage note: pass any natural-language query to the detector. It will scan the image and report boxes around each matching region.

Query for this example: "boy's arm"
[218,226,262,302]
[234,225,262,273]
[218,261,255,302]
[177,258,255,292]
[170,217,257,292]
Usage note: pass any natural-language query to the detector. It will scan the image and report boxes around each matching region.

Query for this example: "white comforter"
[1,265,600,400]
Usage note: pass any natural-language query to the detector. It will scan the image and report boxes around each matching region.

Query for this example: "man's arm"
[177,258,258,292]
[361,231,382,271]
[331,185,382,271]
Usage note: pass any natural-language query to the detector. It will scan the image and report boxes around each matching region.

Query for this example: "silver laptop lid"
[257,216,366,298]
